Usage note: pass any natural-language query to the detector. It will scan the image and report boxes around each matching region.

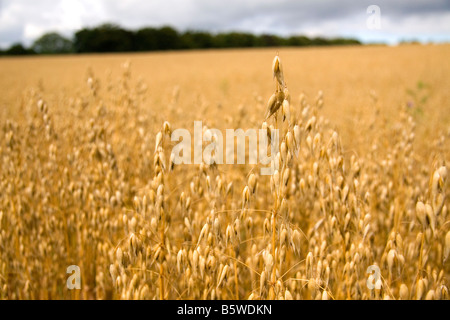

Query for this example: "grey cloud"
[0,25,23,47]
[91,0,450,30]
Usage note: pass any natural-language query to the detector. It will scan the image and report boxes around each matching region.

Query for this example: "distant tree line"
[0,23,362,56]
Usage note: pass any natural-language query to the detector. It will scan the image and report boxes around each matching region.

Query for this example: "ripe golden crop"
[0,45,449,300]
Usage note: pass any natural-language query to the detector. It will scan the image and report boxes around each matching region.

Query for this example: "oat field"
[0,44,449,300]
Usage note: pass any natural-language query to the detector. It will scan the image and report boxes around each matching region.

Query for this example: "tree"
[311,37,328,46]
[256,34,285,47]
[286,35,312,46]
[5,43,35,55]
[181,31,214,49]
[69,23,363,53]
[75,23,134,53]
[32,32,73,54]
[134,27,160,51]
[156,26,181,50]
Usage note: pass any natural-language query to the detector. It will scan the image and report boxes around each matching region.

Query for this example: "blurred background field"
[1,44,449,157]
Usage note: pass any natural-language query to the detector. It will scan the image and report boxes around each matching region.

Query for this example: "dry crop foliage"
[0,54,448,300]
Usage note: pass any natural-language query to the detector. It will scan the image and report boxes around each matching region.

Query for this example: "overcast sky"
[1,0,449,48]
